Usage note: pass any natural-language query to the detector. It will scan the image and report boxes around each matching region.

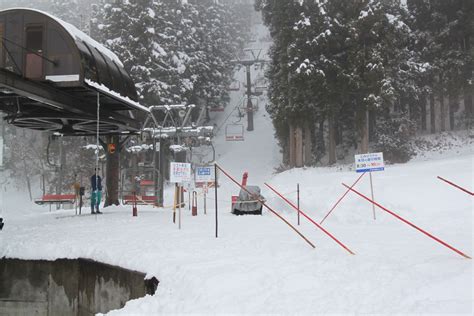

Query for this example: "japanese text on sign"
[355,152,385,173]
[170,162,192,183]
[195,166,215,183]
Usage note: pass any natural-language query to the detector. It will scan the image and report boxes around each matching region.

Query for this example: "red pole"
[265,183,355,255]
[342,183,471,259]
[437,176,473,196]
[320,172,366,225]
[242,172,248,187]
[192,191,198,216]
[215,164,316,249]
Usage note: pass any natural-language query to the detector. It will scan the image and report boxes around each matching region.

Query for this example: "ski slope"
[0,133,472,315]
[0,14,473,316]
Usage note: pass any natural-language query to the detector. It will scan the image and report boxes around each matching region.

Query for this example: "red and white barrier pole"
[342,183,471,259]
[437,176,473,196]
[320,172,366,225]
[215,164,316,249]
[264,183,355,255]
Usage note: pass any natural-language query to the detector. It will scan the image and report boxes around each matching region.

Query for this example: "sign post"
[214,164,218,238]
[355,152,385,220]
[170,162,192,229]
[369,172,375,219]
[196,166,215,217]
[203,184,207,215]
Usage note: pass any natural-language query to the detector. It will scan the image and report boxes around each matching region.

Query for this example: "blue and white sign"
[195,166,215,183]
[355,152,385,173]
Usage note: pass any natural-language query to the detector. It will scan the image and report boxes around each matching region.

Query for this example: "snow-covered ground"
[1,14,473,316]
[1,93,472,315]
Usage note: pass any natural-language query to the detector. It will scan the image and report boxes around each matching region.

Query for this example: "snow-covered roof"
[0,8,124,68]
[85,79,150,113]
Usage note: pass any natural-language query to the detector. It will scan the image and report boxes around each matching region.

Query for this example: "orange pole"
[343,183,471,259]
[320,172,366,225]
[437,176,473,196]
[265,183,355,255]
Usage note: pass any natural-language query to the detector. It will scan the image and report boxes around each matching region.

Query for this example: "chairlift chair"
[225,124,244,141]
[255,85,267,94]
[121,161,158,205]
[254,78,267,94]
[228,80,241,92]
[209,106,225,112]
[241,97,259,112]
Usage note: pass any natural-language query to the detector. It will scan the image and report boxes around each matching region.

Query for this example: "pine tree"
[259,0,427,165]
[256,0,304,165]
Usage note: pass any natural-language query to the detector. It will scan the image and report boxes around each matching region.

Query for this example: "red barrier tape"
[265,183,355,255]
[343,183,471,259]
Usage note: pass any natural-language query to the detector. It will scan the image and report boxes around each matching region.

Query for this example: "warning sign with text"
[355,152,385,173]
[170,162,192,183]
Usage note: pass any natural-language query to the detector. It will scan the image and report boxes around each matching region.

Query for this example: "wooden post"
[295,126,303,167]
[104,135,120,206]
[430,93,436,133]
[304,122,312,166]
[439,75,446,132]
[297,183,300,226]
[328,114,336,165]
[289,124,296,167]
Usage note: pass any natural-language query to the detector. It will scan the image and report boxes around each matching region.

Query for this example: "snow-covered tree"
[92,0,246,108]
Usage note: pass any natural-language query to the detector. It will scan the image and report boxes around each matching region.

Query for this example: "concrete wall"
[0,258,158,316]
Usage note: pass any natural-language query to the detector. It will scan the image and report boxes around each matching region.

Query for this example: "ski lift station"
[0,8,149,136]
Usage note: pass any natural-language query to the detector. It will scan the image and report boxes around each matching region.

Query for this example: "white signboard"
[355,152,385,173]
[170,162,192,183]
[195,166,215,183]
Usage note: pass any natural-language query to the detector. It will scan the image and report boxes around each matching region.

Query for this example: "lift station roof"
[0,8,149,135]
